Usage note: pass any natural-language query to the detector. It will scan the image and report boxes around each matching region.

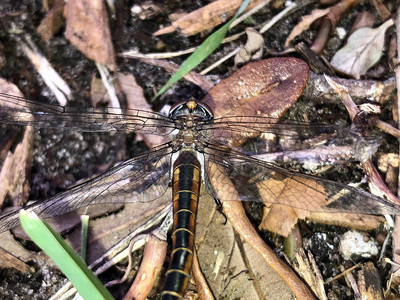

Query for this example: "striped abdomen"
[161,151,201,300]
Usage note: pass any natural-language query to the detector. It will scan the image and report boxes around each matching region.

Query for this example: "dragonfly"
[0,92,400,299]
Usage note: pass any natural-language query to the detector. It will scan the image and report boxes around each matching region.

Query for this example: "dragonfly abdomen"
[161,151,201,299]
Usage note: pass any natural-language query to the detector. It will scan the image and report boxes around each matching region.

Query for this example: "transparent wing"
[205,145,400,216]
[0,93,176,135]
[0,144,173,233]
[199,116,380,162]
[201,115,339,142]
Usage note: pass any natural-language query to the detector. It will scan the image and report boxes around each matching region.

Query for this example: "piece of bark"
[0,79,33,208]
[0,247,34,273]
[357,262,384,299]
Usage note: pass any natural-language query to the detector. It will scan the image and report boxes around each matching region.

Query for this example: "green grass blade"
[153,0,250,100]
[19,210,114,300]
[80,215,90,261]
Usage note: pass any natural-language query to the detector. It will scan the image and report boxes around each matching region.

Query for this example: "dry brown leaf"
[65,0,116,71]
[349,11,375,35]
[195,189,296,299]
[330,19,394,79]
[0,247,34,273]
[260,205,300,236]
[207,161,316,299]
[370,0,391,20]
[258,174,384,236]
[258,175,324,236]
[153,0,265,36]
[202,57,309,119]
[0,231,41,268]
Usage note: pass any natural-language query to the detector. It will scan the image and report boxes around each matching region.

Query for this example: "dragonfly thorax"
[168,100,213,151]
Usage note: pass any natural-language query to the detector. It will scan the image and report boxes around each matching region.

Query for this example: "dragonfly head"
[169,100,214,122]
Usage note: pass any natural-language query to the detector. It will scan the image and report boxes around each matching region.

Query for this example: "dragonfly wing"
[0,144,173,233]
[0,93,176,134]
[205,146,400,216]
[200,116,380,161]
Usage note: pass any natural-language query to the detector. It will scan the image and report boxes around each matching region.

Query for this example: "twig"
[259,1,297,34]
[304,73,396,104]
[122,234,168,300]
[369,117,400,138]
[229,0,272,30]
[200,48,240,75]
[21,36,71,106]
[200,2,298,74]
[192,249,214,300]
[324,262,361,284]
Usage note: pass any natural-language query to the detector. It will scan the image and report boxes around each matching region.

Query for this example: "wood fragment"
[357,262,385,299]
[344,265,362,300]
[192,249,214,300]
[292,248,327,300]
[0,80,33,208]
[0,247,34,273]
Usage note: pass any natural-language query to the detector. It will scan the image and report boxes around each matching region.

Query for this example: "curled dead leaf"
[234,27,264,66]
[285,8,331,47]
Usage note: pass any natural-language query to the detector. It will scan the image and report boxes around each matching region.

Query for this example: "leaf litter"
[0,0,398,298]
